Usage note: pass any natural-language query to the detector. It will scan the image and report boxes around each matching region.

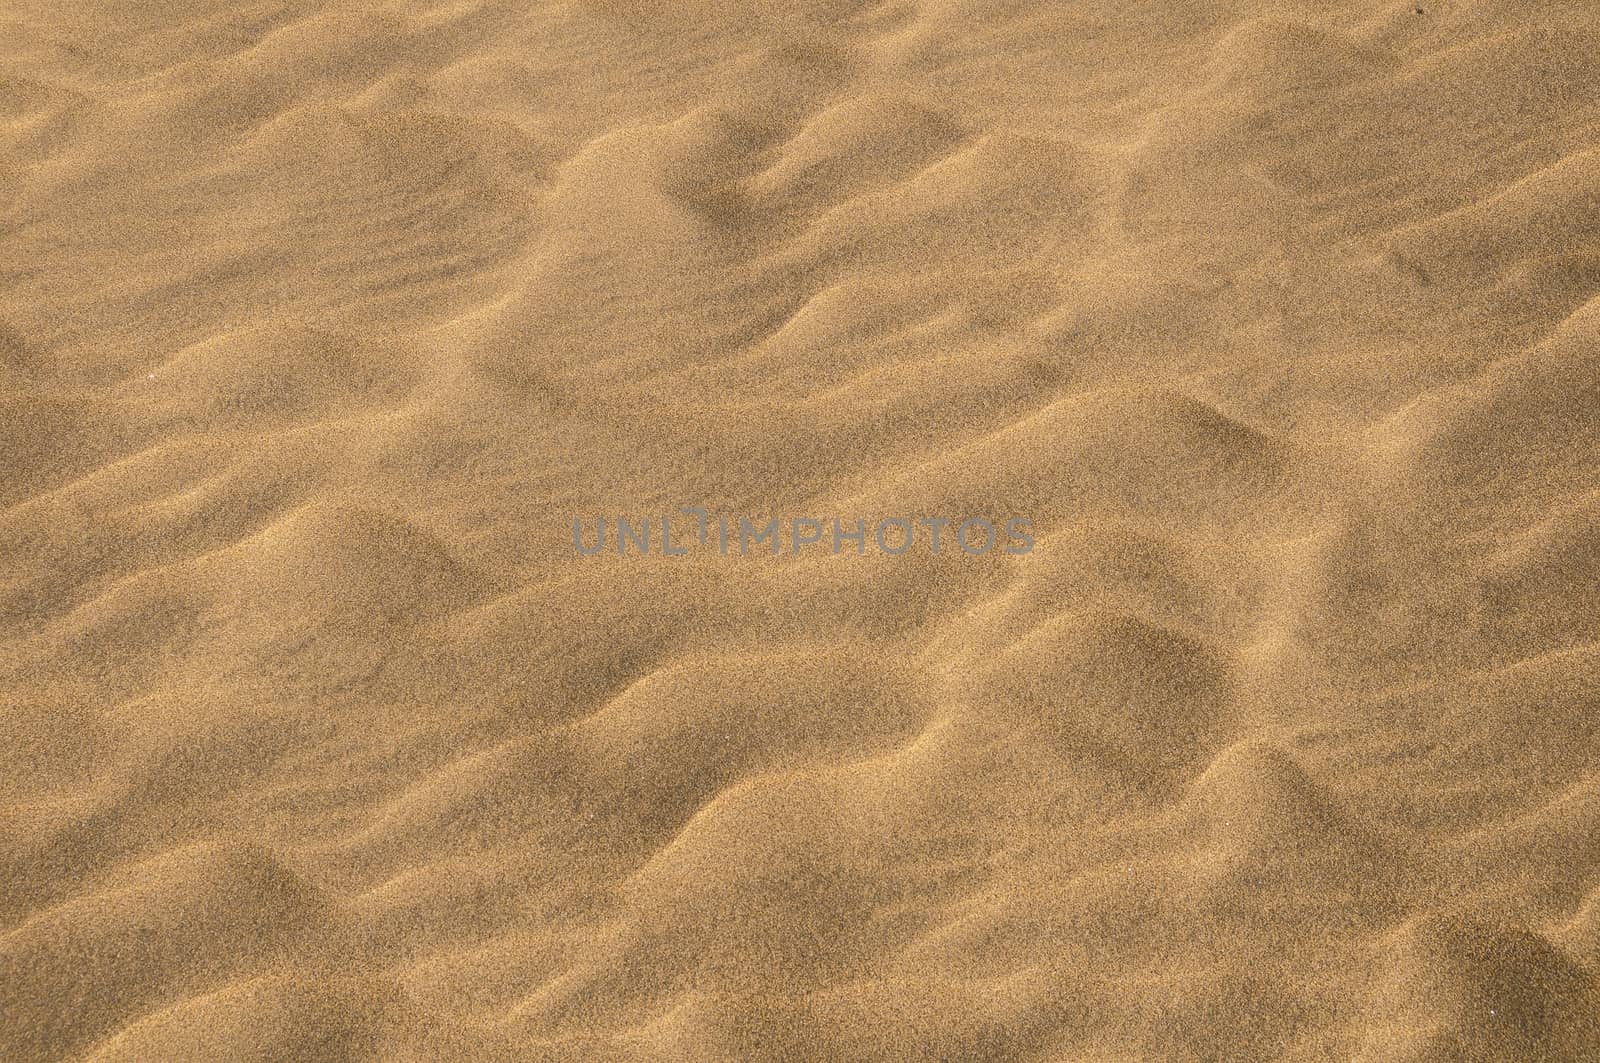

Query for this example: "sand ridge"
[3,0,1600,1059]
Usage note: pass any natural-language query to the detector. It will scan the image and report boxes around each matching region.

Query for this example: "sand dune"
[4,1,1600,1059]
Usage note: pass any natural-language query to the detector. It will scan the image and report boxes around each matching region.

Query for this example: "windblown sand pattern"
[4,1,1600,1059]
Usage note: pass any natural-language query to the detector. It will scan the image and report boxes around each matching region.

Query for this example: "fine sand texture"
[4,2,1600,1060]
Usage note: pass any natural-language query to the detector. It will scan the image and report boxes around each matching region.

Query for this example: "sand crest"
[4,1,1600,1059]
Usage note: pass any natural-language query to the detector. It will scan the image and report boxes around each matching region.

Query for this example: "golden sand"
[3,1,1600,1059]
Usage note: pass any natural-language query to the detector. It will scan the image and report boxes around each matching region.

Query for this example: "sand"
[3,1,1600,1059]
